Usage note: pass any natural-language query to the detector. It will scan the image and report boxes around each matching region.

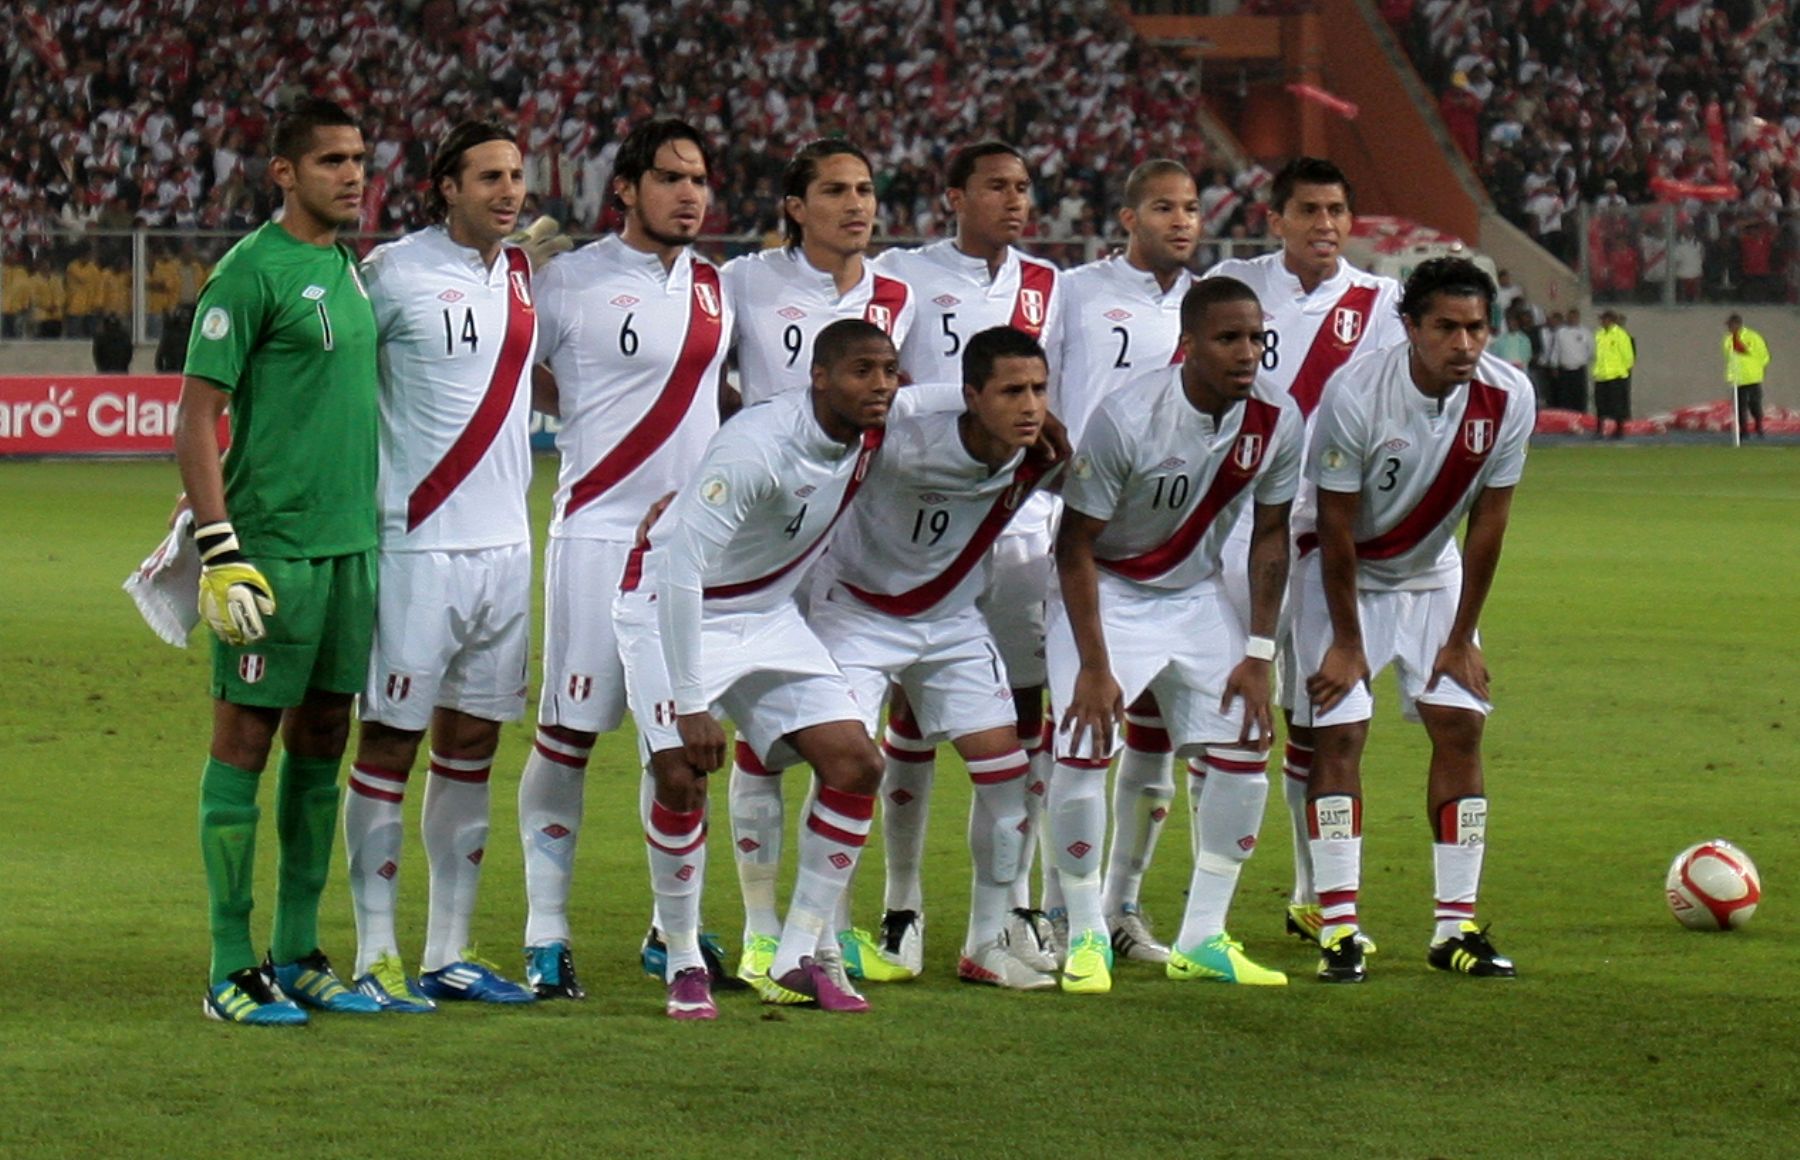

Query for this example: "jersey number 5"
[442,307,478,355]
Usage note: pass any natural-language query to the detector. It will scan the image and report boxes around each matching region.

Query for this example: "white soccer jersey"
[872,240,1063,384]
[1057,254,1194,445]
[1064,366,1303,594]
[1306,345,1533,592]
[817,402,1057,619]
[364,227,536,551]
[537,235,730,542]
[723,246,916,406]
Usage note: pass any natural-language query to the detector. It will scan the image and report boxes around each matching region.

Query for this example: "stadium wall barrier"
[0,375,226,456]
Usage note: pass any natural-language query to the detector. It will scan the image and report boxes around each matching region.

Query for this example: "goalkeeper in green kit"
[174,98,383,1025]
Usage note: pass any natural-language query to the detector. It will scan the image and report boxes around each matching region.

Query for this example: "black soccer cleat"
[1428,922,1517,978]
[526,941,587,1000]
[1317,927,1367,984]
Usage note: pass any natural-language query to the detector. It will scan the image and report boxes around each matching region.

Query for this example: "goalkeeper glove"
[507,215,574,268]
[193,520,276,645]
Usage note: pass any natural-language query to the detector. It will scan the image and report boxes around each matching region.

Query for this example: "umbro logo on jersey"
[1158,456,1186,469]
[1384,438,1411,451]
[779,306,806,320]
[1332,306,1364,345]
[1464,419,1495,454]
[919,491,947,504]
[301,285,326,301]
[795,485,816,498]
[1104,308,1132,322]
[438,289,466,303]
[611,294,640,308]
[933,293,960,307]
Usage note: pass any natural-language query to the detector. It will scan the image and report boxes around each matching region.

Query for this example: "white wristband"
[1244,635,1276,662]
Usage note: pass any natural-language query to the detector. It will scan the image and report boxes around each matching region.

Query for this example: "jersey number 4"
[442,307,479,354]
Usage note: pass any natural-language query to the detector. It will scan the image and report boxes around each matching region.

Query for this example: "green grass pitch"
[1,446,1795,1158]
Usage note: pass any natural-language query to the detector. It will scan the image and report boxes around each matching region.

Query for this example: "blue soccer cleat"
[525,941,586,1000]
[418,952,537,1004]
[204,966,308,1027]
[270,951,382,1014]
[353,952,438,1013]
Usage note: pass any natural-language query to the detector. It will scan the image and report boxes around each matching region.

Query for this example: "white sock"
[1013,726,1052,909]
[1048,759,1109,937]
[345,761,409,976]
[518,729,590,949]
[728,740,784,941]
[645,781,706,979]
[1176,749,1269,949]
[880,722,936,914]
[1308,793,1363,935]
[420,752,492,973]
[966,788,1020,951]
[965,749,1031,883]
[1101,716,1174,915]
[773,783,873,979]
[1434,796,1487,942]
[1282,739,1316,906]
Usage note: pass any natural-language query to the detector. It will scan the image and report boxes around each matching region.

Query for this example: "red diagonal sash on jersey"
[1355,380,1508,560]
[406,247,534,531]
[1097,399,1280,582]
[844,460,1049,616]
[1286,284,1378,418]
[1008,262,1056,338]
[865,275,910,334]
[703,427,886,599]
[565,261,725,520]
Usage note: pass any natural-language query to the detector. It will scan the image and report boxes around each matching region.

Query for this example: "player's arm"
[174,375,278,646]
[1427,483,1514,702]
[173,376,231,528]
[1054,508,1123,757]
[1223,496,1289,746]
[1305,485,1369,714]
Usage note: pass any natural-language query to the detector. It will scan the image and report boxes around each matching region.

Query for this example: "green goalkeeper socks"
[199,757,261,984]
[271,753,344,965]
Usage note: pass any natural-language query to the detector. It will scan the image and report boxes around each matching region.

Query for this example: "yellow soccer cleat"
[1166,933,1288,985]
[1059,930,1114,995]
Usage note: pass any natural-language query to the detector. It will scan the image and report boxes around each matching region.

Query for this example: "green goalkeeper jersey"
[185,221,379,559]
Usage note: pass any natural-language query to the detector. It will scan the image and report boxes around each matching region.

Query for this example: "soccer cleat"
[876,908,924,977]
[203,966,308,1026]
[753,965,814,1006]
[640,926,667,979]
[736,933,778,985]
[1166,933,1288,985]
[1317,926,1368,984]
[1044,906,1070,964]
[838,927,916,982]
[1287,903,1379,953]
[269,951,382,1014]
[699,932,749,991]
[354,952,438,1013]
[1108,903,1170,964]
[1060,930,1115,995]
[666,967,718,1021]
[814,939,872,1012]
[1003,908,1061,974]
[525,942,586,1000]
[1428,922,1517,978]
[418,952,537,1004]
[958,937,1057,990]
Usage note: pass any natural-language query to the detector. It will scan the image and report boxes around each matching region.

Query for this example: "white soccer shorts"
[1046,573,1263,762]
[538,537,634,734]
[1288,551,1489,728]
[977,523,1051,688]
[614,592,863,770]
[361,542,531,730]
[809,586,1016,741]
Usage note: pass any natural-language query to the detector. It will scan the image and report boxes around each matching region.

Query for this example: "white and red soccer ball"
[1665,840,1761,931]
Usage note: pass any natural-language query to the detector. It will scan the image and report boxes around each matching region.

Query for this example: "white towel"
[123,509,200,648]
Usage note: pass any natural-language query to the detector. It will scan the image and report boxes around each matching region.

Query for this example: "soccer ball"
[1665,840,1762,931]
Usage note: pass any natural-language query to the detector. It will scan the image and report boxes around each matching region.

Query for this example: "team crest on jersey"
[1331,306,1364,345]
[1233,433,1265,470]
[778,306,806,321]
[695,282,720,318]
[610,294,640,308]
[238,654,265,684]
[438,289,465,303]
[1002,481,1029,510]
[933,293,960,308]
[509,270,533,308]
[386,673,412,701]
[1019,288,1045,326]
[1104,308,1132,322]
[1463,419,1495,455]
[865,303,892,331]
[567,674,593,702]
[301,284,327,301]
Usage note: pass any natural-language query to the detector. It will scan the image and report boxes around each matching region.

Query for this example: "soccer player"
[514,118,731,998]
[855,141,1065,979]
[614,320,922,1019]
[340,121,538,1011]
[1294,257,1532,983]
[1051,277,1303,995]
[718,139,916,976]
[175,97,382,1025]
[807,325,1063,989]
[1054,158,1201,963]
[1203,156,1406,950]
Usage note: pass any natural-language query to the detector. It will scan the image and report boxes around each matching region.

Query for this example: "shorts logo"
[737,836,761,853]
[1463,418,1494,455]
[778,306,806,321]
[1066,840,1093,859]
[238,654,265,684]
[1018,287,1045,326]
[675,864,696,882]
[509,270,533,308]
[610,293,640,308]
[1237,834,1257,852]
[864,303,892,331]
[200,306,230,340]
[567,674,593,702]
[1232,433,1264,471]
[828,852,853,870]
[1331,306,1364,345]
[700,476,729,506]
[386,673,412,701]
[1104,308,1132,322]
[437,289,465,303]
[695,282,720,318]
[301,285,327,301]
[933,293,960,307]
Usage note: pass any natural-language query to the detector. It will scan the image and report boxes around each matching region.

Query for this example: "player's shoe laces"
[418,951,537,1004]
[353,952,437,1013]
[1108,903,1170,963]
[877,908,924,977]
[269,951,382,1014]
[1060,930,1115,995]
[525,942,586,1000]
[1428,922,1517,978]
[1287,903,1378,953]
[1166,933,1288,985]
[736,933,778,985]
[1317,926,1368,984]
[838,927,916,982]
[1003,908,1061,973]
[958,936,1057,990]
[203,966,308,1026]
[1044,907,1071,964]
[666,967,718,1021]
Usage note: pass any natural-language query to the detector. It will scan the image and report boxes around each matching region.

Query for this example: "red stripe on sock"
[349,779,404,803]
[1434,901,1475,917]
[645,826,707,856]
[352,762,408,784]
[533,740,589,769]
[886,709,924,741]
[816,785,875,821]
[1057,756,1113,771]
[881,738,935,763]
[1204,754,1268,775]
[430,761,491,784]
[1123,721,1171,752]
[734,740,776,775]
[1284,741,1313,766]
[968,760,1029,785]
[806,812,870,847]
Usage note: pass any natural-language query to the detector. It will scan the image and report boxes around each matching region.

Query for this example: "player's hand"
[676,712,727,773]
[1060,666,1123,761]
[1306,641,1370,715]
[1426,639,1489,701]
[193,520,276,645]
[635,491,677,548]
[508,216,574,268]
[1030,409,1071,466]
[1221,657,1273,750]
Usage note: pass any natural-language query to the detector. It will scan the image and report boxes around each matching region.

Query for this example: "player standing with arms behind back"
[175,97,382,1025]
[1294,257,1532,984]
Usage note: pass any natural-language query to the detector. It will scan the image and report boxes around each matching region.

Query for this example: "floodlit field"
[2,446,1796,1158]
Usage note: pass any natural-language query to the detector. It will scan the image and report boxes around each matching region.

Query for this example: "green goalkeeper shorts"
[211,549,377,709]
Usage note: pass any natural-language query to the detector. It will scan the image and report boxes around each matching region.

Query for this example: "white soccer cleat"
[1002,908,1061,974]
[877,908,924,976]
[958,937,1057,990]
[1108,904,1171,964]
